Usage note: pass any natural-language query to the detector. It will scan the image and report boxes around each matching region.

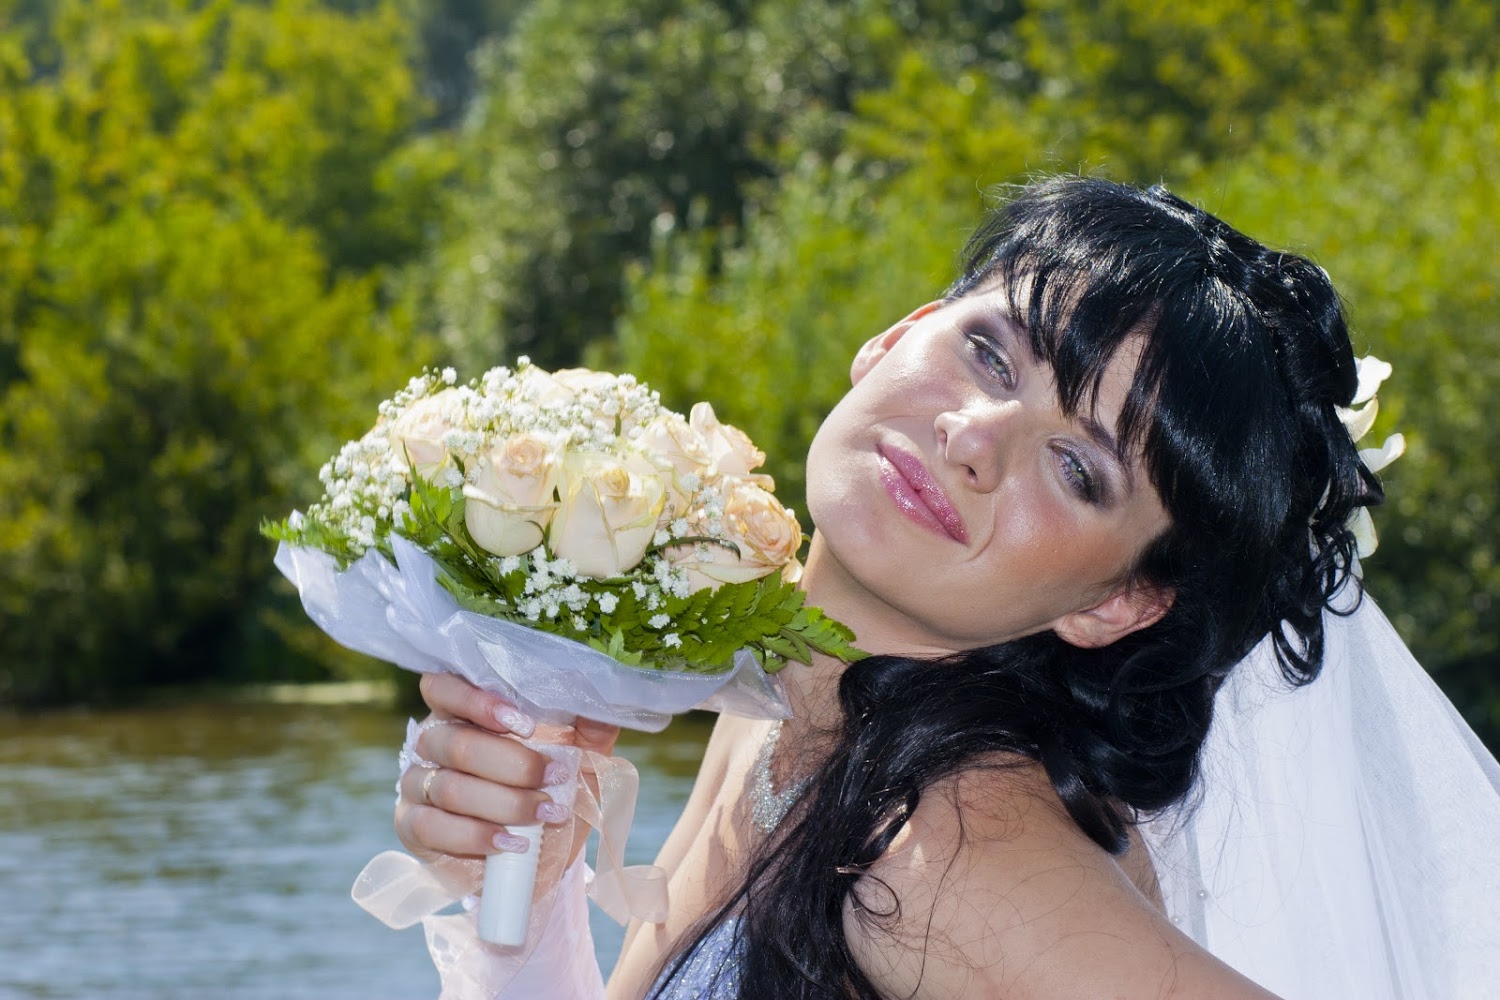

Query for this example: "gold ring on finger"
[421,766,441,806]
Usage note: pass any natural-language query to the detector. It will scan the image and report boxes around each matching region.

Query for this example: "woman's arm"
[604,712,750,1000]
[845,764,1281,1000]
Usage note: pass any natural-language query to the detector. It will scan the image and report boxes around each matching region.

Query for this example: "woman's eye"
[965,333,1015,388]
[1057,449,1101,504]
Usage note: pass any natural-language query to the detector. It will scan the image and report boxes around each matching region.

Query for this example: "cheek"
[803,414,872,542]
[979,487,1142,605]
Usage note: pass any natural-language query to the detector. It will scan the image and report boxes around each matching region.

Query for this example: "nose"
[935,399,1019,493]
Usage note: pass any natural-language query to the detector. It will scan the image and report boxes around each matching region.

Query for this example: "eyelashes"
[963,331,1016,389]
[1055,447,1103,505]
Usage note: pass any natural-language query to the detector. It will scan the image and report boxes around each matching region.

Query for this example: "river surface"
[0,696,712,999]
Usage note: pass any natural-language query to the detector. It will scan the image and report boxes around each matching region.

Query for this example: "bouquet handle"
[479,823,545,945]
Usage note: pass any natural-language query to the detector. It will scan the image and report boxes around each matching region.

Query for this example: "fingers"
[396,718,572,860]
[418,673,623,754]
[415,720,561,796]
[420,672,536,737]
[573,715,622,757]
[397,798,534,860]
[398,759,564,828]
[402,673,622,869]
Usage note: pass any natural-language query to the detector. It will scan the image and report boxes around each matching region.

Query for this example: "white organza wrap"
[1145,587,1500,998]
[273,534,792,730]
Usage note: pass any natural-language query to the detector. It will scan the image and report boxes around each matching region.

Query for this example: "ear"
[850,300,946,384]
[1051,582,1175,649]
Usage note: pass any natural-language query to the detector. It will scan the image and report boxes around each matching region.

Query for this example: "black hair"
[650,176,1377,999]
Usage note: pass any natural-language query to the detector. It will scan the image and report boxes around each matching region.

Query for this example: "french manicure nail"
[537,801,569,824]
[542,761,571,786]
[496,706,535,737]
[493,832,530,853]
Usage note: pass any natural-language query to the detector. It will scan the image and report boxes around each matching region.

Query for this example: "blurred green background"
[2,0,1496,747]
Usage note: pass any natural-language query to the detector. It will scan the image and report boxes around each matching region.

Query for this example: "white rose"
[689,402,766,478]
[550,368,621,396]
[462,433,563,557]
[390,388,465,480]
[635,413,714,517]
[667,477,801,591]
[549,451,667,578]
[515,366,576,408]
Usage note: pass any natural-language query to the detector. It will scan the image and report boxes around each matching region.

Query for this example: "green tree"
[417,0,1025,373]
[0,0,445,703]
[1016,0,1498,173]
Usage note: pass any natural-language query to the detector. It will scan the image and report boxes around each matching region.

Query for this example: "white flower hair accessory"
[1337,355,1405,558]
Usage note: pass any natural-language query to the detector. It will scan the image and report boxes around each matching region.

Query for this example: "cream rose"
[668,477,801,591]
[390,388,465,480]
[461,432,563,557]
[689,402,766,478]
[548,451,667,578]
[635,412,714,516]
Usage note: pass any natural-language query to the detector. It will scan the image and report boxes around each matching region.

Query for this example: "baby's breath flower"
[598,592,619,613]
[663,633,682,649]
[649,614,671,629]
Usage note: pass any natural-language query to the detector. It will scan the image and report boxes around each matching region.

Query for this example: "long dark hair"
[652,176,1376,998]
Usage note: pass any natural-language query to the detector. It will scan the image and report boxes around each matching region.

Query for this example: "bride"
[388,176,1500,998]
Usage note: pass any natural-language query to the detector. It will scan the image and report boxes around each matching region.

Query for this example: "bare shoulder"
[844,762,1280,1000]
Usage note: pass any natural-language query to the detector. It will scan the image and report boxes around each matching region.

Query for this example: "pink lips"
[876,444,969,543]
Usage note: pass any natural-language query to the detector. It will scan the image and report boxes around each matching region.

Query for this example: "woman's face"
[803,286,1173,656]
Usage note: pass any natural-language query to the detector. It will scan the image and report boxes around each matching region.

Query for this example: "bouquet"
[265,360,860,947]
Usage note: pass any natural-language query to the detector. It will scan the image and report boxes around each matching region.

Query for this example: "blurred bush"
[0,0,445,701]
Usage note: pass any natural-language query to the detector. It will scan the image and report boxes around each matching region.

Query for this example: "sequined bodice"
[649,917,742,999]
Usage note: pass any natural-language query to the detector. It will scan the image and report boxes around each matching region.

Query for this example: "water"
[0,697,711,999]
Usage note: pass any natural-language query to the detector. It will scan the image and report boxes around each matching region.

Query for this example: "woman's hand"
[395,672,621,864]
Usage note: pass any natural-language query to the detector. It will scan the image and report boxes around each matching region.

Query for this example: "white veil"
[1144,583,1500,999]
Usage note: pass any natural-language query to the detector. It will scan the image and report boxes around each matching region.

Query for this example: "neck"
[780,530,957,735]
